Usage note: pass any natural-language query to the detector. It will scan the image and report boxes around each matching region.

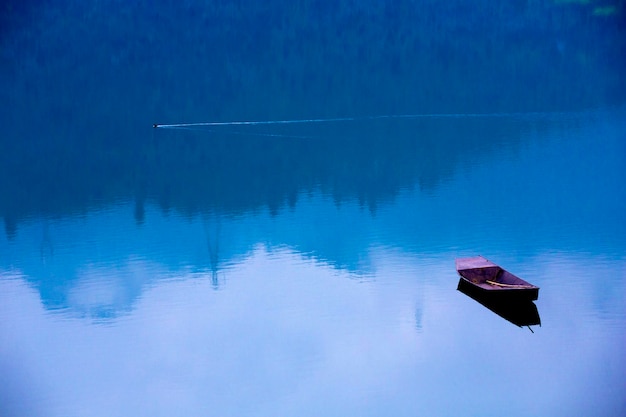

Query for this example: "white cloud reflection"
[1,249,624,417]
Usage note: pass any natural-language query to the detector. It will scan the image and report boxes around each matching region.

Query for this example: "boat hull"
[455,256,539,302]
[457,275,539,302]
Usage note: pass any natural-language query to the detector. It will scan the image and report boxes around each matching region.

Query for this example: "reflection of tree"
[40,220,54,264]
[203,213,222,289]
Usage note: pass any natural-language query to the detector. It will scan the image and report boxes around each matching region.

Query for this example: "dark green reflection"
[2,115,557,233]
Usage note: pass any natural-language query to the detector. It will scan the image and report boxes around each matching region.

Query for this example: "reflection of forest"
[1,115,556,238]
[142,117,547,216]
[1,0,624,234]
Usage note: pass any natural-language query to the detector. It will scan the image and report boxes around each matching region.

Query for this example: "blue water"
[1,2,625,417]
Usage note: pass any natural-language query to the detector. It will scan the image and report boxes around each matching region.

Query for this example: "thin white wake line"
[153,111,570,128]
[155,116,373,128]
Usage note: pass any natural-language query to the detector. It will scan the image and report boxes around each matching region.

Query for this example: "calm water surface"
[1,2,625,417]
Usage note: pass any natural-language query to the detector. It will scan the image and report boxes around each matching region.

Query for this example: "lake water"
[1,2,625,417]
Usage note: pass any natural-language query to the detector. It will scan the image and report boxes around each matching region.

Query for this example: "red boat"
[456,256,539,301]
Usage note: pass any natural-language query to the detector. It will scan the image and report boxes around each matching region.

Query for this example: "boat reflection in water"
[457,279,541,330]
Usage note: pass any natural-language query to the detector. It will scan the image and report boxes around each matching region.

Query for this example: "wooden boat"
[456,256,539,301]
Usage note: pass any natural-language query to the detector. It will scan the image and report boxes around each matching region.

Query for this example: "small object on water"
[456,256,539,301]
[456,256,541,329]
